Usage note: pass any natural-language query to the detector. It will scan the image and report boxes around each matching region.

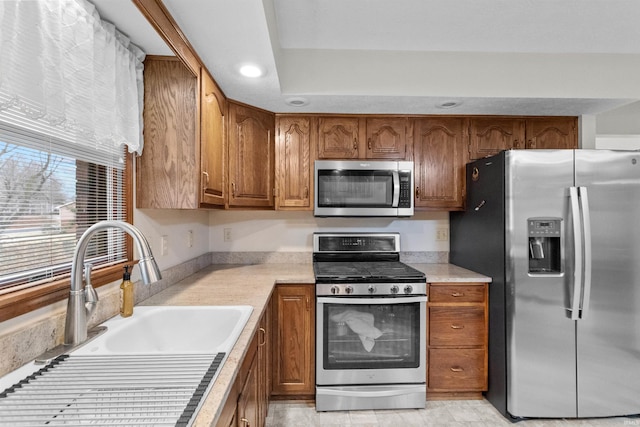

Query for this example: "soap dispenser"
[120,265,134,317]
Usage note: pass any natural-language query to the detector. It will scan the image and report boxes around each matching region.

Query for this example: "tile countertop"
[138,263,491,427]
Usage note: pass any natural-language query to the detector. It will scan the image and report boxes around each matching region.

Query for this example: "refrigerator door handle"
[569,187,583,320]
[579,186,592,318]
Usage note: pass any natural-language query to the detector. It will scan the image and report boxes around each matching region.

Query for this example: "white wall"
[208,210,449,253]
[596,101,640,135]
[134,209,210,271]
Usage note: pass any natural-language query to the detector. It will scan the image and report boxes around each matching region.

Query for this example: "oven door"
[316,295,426,386]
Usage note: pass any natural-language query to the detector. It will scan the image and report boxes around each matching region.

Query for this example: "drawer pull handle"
[450,324,464,329]
[451,292,465,297]
[450,367,464,372]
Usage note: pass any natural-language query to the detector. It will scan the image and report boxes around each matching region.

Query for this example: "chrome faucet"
[64,220,162,346]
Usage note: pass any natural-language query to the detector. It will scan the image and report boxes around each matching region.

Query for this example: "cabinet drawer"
[428,348,486,390]
[428,284,485,303]
[429,307,485,346]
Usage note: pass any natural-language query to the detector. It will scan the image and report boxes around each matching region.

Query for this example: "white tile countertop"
[135,262,490,426]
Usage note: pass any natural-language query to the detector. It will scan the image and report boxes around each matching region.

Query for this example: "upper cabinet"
[469,118,526,161]
[365,117,409,159]
[228,101,276,208]
[525,117,578,150]
[317,117,361,159]
[200,69,226,207]
[137,56,200,209]
[469,116,578,160]
[413,117,468,211]
[317,116,410,160]
[276,116,314,210]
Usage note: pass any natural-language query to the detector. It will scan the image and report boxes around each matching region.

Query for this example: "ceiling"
[92,0,640,116]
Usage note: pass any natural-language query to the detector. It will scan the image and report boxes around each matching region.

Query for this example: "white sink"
[74,305,253,355]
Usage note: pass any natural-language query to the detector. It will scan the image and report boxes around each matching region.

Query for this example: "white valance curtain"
[0,0,146,159]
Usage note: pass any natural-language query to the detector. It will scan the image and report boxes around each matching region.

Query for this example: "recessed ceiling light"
[285,97,309,107]
[239,64,264,78]
[436,101,462,109]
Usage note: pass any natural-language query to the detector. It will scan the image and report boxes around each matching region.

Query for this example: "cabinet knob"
[202,171,209,189]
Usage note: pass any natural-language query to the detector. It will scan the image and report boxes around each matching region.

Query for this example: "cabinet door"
[413,117,467,210]
[137,57,198,209]
[469,117,525,160]
[276,116,313,209]
[237,353,259,427]
[317,117,361,159]
[365,117,408,159]
[200,69,225,206]
[228,102,275,208]
[257,301,271,424]
[272,284,315,397]
[526,117,578,149]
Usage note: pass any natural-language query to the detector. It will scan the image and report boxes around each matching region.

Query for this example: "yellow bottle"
[120,265,134,317]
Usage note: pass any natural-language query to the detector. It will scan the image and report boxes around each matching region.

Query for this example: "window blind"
[0,126,127,290]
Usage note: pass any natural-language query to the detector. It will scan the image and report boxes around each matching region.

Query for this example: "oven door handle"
[317,296,427,305]
[318,385,425,398]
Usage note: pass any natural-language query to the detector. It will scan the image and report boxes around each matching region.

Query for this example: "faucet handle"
[84,262,93,286]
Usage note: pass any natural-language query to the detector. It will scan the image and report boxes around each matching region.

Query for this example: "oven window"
[322,300,421,370]
[317,170,393,207]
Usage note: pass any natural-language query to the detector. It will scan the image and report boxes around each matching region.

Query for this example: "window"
[0,0,143,322]
[0,132,132,321]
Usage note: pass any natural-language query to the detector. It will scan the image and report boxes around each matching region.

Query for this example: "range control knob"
[330,285,340,295]
[390,285,399,294]
[345,285,354,295]
[404,285,414,294]
[367,285,376,294]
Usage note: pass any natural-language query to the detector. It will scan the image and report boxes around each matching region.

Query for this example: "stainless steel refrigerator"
[450,149,640,420]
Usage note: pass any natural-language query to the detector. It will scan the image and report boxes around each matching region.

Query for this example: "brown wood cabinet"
[317,116,410,160]
[469,117,526,161]
[200,69,226,206]
[413,117,468,211]
[317,116,361,159]
[275,116,314,210]
[469,116,578,160]
[271,284,315,398]
[137,57,227,209]
[137,56,200,209]
[227,101,276,208]
[365,117,409,159]
[216,306,271,427]
[426,282,488,399]
[525,117,578,149]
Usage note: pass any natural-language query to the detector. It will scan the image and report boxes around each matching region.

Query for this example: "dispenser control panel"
[528,219,561,237]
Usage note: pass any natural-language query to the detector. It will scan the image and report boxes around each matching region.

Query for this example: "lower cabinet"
[271,284,315,399]
[426,282,488,399]
[216,303,271,427]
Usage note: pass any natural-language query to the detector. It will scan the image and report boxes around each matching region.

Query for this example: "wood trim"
[0,153,135,322]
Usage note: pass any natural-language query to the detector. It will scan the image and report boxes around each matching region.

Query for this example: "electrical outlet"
[187,230,193,248]
[223,228,232,242]
[436,227,449,242]
[160,235,168,256]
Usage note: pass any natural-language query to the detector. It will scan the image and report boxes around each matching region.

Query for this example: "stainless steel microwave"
[314,160,414,217]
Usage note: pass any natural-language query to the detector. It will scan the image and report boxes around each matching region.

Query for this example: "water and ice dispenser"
[528,218,562,274]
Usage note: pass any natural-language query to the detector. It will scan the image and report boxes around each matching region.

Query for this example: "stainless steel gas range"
[313,232,427,412]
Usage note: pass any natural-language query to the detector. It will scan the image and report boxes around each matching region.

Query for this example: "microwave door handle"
[392,170,400,207]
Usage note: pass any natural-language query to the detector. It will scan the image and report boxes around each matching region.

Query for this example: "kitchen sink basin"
[74,305,253,355]
[0,305,253,426]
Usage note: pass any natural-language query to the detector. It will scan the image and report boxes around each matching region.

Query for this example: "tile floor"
[265,399,640,427]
